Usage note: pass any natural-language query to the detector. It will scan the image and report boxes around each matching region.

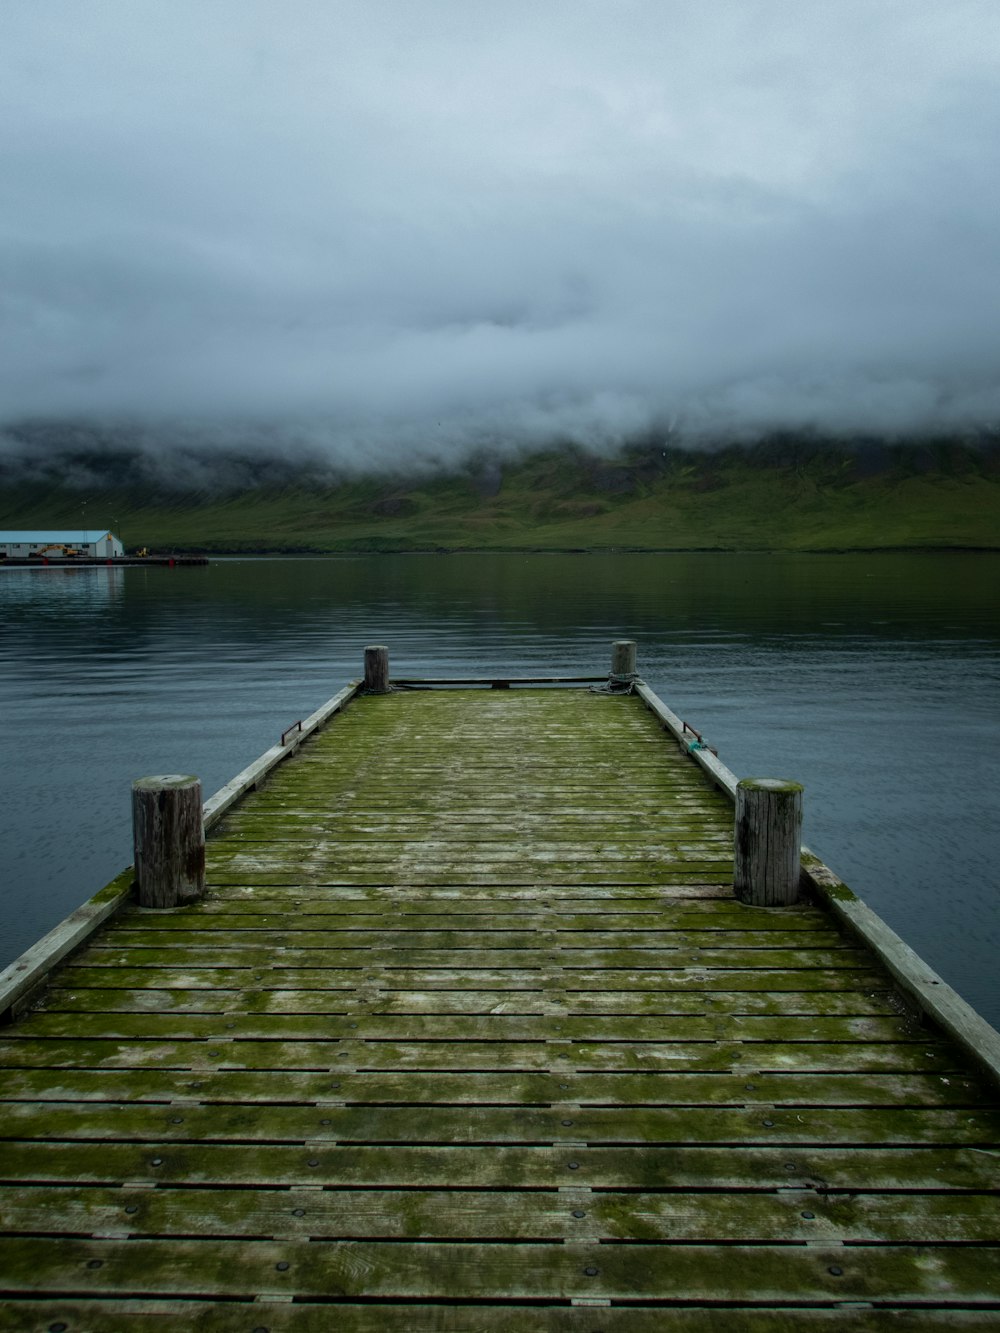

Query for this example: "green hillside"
[2,438,999,553]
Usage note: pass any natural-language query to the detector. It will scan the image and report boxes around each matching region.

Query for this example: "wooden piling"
[131,775,205,908]
[733,777,803,906]
[364,644,390,694]
[611,639,637,680]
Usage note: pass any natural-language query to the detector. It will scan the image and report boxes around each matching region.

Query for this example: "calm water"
[1,553,998,1024]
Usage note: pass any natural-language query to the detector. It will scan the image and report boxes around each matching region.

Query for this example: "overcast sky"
[2,0,999,464]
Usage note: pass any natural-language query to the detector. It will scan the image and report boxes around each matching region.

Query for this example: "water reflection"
[0,563,124,610]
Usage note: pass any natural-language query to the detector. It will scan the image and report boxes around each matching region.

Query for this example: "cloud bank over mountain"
[2,1,999,467]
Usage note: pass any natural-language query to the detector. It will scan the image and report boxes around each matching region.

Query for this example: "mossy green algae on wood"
[1,686,999,1321]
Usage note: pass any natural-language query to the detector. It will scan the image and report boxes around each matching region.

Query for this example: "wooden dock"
[2,653,999,1327]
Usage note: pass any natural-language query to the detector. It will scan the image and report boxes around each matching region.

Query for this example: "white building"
[0,529,125,559]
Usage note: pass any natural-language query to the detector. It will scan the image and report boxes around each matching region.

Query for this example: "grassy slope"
[2,444,998,552]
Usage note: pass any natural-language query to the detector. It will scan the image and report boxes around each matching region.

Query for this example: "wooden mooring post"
[131,774,205,908]
[610,638,637,681]
[733,776,804,906]
[364,644,390,694]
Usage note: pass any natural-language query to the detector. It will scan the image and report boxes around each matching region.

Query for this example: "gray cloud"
[1,0,999,466]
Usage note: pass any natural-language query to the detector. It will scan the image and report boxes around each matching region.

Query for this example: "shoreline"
[3,545,998,566]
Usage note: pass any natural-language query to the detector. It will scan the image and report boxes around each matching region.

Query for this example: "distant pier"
[0,554,208,568]
[1,644,998,1324]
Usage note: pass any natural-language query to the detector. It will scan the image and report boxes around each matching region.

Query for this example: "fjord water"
[1,553,998,1025]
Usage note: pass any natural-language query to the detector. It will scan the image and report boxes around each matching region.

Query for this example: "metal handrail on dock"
[1,641,998,1324]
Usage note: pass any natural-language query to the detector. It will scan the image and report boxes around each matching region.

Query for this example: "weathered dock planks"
[1,681,999,1327]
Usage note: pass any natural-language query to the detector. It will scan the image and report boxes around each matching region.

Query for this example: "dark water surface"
[2,553,998,1024]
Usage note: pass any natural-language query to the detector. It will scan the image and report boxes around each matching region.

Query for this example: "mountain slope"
[1,439,998,552]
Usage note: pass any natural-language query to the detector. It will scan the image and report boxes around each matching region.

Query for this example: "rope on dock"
[590,671,637,695]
